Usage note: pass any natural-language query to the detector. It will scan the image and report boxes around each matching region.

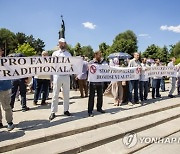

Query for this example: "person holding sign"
[0,47,14,131]
[103,58,123,106]
[33,51,51,105]
[49,38,72,121]
[139,58,149,103]
[167,57,176,98]
[76,55,88,98]
[177,63,180,95]
[88,51,106,117]
[152,59,162,99]
[10,54,30,112]
[128,52,141,105]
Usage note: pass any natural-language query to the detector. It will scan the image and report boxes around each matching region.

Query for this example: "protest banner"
[0,56,83,80]
[88,64,140,82]
[145,66,177,78]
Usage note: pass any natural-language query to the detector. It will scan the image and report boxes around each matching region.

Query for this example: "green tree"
[15,43,36,56]
[107,30,138,56]
[0,28,16,55]
[74,42,82,56]
[114,30,137,43]
[33,38,45,55]
[26,35,45,55]
[173,41,180,58]
[159,46,170,64]
[67,44,74,56]
[169,44,176,57]
[0,28,45,56]
[46,50,54,56]
[99,42,110,59]
[142,44,161,59]
[81,45,94,59]
[15,32,27,45]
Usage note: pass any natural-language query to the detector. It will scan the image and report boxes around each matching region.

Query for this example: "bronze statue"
[59,15,65,39]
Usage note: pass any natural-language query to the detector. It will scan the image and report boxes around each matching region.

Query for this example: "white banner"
[145,66,177,78]
[0,56,83,80]
[88,64,140,82]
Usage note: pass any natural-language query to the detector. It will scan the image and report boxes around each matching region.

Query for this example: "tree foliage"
[74,42,82,56]
[26,35,45,55]
[142,44,171,63]
[81,45,94,59]
[142,44,161,59]
[72,43,94,59]
[15,32,27,45]
[111,30,138,55]
[0,28,16,55]
[99,42,110,59]
[0,28,45,56]
[98,30,138,60]
[67,44,74,56]
[169,44,176,57]
[173,41,180,58]
[159,46,169,64]
[15,43,36,56]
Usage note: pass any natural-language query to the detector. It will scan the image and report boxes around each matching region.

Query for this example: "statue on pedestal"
[59,15,65,39]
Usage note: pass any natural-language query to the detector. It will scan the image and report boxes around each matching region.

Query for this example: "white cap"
[59,38,66,43]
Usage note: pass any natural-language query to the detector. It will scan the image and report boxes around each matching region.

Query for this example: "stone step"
[4,106,180,154]
[81,118,180,154]
[0,99,179,153]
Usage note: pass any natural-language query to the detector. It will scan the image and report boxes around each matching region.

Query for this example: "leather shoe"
[156,95,161,98]
[97,109,105,114]
[49,113,56,121]
[168,94,174,98]
[64,111,71,116]
[41,102,47,105]
[0,123,3,128]
[22,107,30,112]
[33,101,38,106]
[88,113,94,117]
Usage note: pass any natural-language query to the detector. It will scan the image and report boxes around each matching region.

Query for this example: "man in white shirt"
[152,59,162,99]
[168,57,176,98]
[139,58,149,103]
[49,38,72,120]
[128,52,141,105]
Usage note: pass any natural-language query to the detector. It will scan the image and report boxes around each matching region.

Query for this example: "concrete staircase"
[1,96,180,154]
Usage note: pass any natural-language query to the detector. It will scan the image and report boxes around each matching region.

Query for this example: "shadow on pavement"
[0,129,25,142]
[1,94,179,142]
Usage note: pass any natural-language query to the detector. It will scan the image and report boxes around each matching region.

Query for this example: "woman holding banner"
[104,58,123,106]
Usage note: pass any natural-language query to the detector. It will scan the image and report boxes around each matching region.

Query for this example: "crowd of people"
[0,38,180,131]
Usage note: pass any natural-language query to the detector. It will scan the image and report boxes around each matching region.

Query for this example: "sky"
[0,0,180,52]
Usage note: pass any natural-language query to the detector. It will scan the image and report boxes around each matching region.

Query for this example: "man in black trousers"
[88,51,106,117]
[9,53,30,112]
